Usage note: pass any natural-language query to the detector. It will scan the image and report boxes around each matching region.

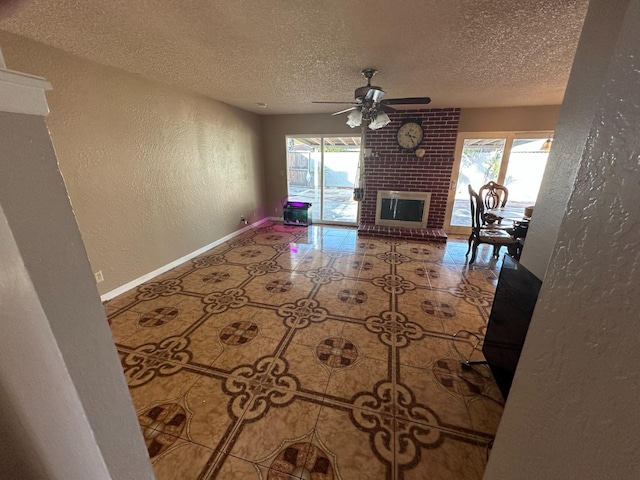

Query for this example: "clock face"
[396,121,424,150]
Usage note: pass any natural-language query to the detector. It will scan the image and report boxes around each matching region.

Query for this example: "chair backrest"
[479,181,509,210]
[468,185,484,232]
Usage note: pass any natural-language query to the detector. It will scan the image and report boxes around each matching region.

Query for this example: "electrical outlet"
[240,215,248,225]
[94,270,104,283]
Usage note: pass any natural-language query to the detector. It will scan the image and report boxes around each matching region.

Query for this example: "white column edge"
[0,48,52,116]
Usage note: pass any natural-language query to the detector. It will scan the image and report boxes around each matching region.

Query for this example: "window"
[446,132,553,233]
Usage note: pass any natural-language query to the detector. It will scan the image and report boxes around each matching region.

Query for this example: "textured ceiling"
[0,0,589,115]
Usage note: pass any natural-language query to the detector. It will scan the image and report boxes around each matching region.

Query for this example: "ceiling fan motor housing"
[355,85,384,101]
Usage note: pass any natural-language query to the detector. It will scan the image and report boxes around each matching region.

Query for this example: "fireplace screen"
[375,190,431,228]
[380,199,424,222]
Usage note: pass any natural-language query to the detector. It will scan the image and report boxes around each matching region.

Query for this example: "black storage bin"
[283,201,312,226]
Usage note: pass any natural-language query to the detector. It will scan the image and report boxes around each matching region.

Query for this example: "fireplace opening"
[375,190,431,228]
[380,199,424,222]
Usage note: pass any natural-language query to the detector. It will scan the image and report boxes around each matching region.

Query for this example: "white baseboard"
[100,217,271,301]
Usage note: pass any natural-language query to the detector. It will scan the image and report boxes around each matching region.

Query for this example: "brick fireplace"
[358,108,460,241]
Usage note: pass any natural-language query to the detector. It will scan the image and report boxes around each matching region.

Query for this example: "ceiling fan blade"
[332,106,358,116]
[312,101,359,104]
[381,97,432,105]
[380,104,397,113]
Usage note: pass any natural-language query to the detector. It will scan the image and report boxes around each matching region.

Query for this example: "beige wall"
[458,105,561,132]
[0,30,265,294]
[261,113,358,217]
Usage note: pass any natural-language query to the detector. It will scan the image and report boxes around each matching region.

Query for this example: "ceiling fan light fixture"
[368,111,391,130]
[346,109,363,128]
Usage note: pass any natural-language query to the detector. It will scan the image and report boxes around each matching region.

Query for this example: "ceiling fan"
[312,68,431,129]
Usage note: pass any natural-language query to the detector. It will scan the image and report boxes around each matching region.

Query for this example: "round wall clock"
[396,120,424,151]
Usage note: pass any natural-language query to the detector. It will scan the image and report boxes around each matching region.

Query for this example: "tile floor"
[104,222,506,480]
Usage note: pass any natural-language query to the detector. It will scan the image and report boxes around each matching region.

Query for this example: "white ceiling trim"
[0,49,52,116]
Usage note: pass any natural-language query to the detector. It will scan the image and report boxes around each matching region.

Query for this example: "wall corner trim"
[100,217,271,301]
[0,48,53,115]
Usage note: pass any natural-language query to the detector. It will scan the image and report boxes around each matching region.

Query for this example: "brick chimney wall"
[360,108,461,229]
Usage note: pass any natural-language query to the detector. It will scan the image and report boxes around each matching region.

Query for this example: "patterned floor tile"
[340,321,391,363]
[289,318,346,351]
[395,332,456,369]
[190,264,252,291]
[227,397,322,473]
[401,304,449,335]
[127,369,202,411]
[278,341,332,394]
[182,320,226,366]
[106,222,507,479]
[399,426,487,480]
[108,307,151,343]
[464,383,505,436]
[324,355,389,402]
[431,288,492,317]
[246,271,314,306]
[210,333,282,374]
[397,362,476,431]
[312,405,390,480]
[321,281,390,320]
[176,375,245,449]
[116,318,195,362]
[149,439,215,480]
[214,453,301,479]
[224,245,276,265]
[440,312,488,339]
[353,261,392,281]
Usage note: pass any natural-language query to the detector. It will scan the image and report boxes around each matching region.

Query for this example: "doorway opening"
[286,136,361,225]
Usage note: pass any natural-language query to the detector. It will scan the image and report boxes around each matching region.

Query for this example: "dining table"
[486,205,532,224]
[485,206,533,261]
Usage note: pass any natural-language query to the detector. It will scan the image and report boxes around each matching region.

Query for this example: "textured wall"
[261,113,357,217]
[485,0,640,477]
[458,105,560,133]
[360,109,461,229]
[0,31,265,294]
[518,0,630,280]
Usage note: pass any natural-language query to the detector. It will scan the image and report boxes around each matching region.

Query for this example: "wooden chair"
[478,181,509,225]
[466,185,517,264]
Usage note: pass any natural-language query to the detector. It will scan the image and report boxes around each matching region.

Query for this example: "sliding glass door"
[445,132,552,234]
[286,136,361,225]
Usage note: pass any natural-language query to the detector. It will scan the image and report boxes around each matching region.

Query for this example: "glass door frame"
[444,130,554,235]
[285,134,362,227]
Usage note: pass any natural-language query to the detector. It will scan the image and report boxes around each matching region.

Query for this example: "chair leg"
[493,245,502,258]
[469,239,480,264]
[466,232,474,256]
